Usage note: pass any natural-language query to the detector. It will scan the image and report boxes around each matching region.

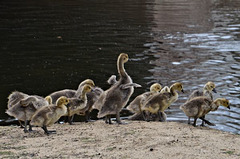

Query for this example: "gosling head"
[45,96,52,105]
[205,81,217,93]
[118,53,129,63]
[150,83,162,92]
[82,84,92,93]
[214,98,230,109]
[56,96,69,107]
[80,79,95,88]
[171,82,184,93]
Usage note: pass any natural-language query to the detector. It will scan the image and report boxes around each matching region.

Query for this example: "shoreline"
[1,120,240,158]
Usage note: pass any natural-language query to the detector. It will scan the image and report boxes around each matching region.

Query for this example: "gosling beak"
[227,105,230,109]
[212,88,217,93]
[181,89,184,93]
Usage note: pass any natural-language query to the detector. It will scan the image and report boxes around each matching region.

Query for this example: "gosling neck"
[80,90,88,101]
[170,85,177,96]
[203,84,210,94]
[56,101,65,108]
[211,99,221,111]
[117,57,127,78]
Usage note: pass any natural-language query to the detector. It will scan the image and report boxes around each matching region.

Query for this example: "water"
[0,0,239,134]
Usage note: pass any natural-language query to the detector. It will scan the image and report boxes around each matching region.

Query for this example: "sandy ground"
[0,120,240,159]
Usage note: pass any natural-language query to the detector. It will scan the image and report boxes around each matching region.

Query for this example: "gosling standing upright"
[95,53,141,124]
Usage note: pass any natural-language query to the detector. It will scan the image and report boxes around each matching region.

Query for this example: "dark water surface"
[0,0,239,134]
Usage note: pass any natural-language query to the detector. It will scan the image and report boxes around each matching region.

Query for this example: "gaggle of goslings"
[5,53,232,136]
[180,81,230,127]
[47,79,103,123]
[48,79,95,103]
[93,53,142,124]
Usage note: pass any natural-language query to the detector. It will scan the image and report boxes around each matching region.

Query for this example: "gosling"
[188,81,217,101]
[63,84,92,125]
[6,94,49,133]
[141,82,184,121]
[126,83,162,113]
[180,97,230,127]
[30,96,69,135]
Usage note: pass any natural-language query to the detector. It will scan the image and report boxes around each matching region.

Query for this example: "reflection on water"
[0,0,239,134]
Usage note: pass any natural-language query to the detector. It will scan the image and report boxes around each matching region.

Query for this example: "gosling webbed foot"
[23,129,29,133]
[48,130,56,133]
[199,117,216,126]
[69,121,74,125]
[117,121,128,125]
[44,130,56,135]
[28,124,33,131]
[20,125,25,128]
[42,126,56,135]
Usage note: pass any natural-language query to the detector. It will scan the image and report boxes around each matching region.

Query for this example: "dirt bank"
[0,120,239,159]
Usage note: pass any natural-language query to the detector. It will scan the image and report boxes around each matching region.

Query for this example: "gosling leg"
[199,117,216,126]
[85,111,90,123]
[145,111,150,122]
[105,115,112,124]
[23,120,28,133]
[42,125,49,135]
[116,112,122,124]
[193,118,198,127]
[142,111,149,121]
[68,115,74,125]
[158,112,166,122]
[42,126,56,135]
[157,111,162,122]
[200,115,205,127]
[105,116,108,124]
[108,115,112,124]
[19,120,25,128]
[28,122,33,132]
[188,117,191,125]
